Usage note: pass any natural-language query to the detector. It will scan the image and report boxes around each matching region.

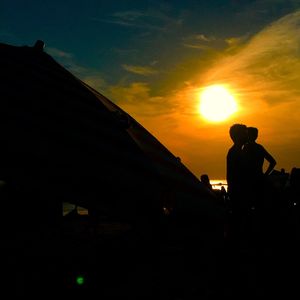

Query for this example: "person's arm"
[263,147,276,176]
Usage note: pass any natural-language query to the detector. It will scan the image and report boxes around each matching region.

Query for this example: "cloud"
[107,82,168,116]
[112,11,146,21]
[183,34,227,51]
[46,47,73,59]
[201,10,300,106]
[82,75,106,91]
[46,46,107,91]
[45,47,89,75]
[195,34,213,42]
[90,17,143,28]
[225,36,249,52]
[105,81,206,168]
[183,43,211,50]
[91,9,183,33]
[122,64,157,75]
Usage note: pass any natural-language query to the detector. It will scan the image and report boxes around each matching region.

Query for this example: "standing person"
[244,127,276,179]
[243,127,276,240]
[226,124,248,241]
[243,126,276,209]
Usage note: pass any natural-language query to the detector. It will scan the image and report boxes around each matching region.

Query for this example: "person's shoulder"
[252,142,264,151]
[256,143,267,152]
[227,146,236,155]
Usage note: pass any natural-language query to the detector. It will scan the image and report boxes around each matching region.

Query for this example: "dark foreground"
[1,208,300,300]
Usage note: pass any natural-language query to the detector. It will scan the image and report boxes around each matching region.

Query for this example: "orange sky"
[3,1,300,180]
[103,11,300,179]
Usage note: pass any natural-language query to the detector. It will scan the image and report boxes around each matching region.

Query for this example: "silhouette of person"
[220,186,228,204]
[243,127,277,242]
[226,124,248,240]
[226,124,248,202]
[200,174,213,190]
[243,127,276,207]
[244,127,276,180]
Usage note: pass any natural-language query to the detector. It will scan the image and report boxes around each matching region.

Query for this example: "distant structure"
[33,40,45,51]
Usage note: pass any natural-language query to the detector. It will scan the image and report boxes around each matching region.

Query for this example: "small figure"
[200,174,213,190]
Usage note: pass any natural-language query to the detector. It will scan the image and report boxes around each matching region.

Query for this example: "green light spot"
[76,276,85,285]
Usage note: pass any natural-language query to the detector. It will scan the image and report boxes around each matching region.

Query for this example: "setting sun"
[199,85,238,122]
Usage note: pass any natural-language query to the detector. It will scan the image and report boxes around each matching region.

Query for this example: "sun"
[199,85,238,122]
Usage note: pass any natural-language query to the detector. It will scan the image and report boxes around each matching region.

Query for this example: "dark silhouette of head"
[200,174,212,190]
[200,174,210,184]
[229,124,248,145]
[247,127,258,143]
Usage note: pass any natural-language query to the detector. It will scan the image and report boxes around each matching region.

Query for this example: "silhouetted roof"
[0,41,223,220]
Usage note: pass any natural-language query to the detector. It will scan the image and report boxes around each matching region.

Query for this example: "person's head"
[229,124,248,145]
[247,127,258,143]
[200,174,212,189]
[200,174,210,184]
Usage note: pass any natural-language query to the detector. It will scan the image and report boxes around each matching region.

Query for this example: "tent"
[0,41,224,236]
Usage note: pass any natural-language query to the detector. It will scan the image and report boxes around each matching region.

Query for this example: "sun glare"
[199,85,237,122]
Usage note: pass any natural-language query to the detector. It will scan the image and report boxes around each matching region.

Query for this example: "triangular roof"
[0,41,223,222]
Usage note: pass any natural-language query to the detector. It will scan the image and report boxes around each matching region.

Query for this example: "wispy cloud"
[183,34,226,51]
[183,43,212,50]
[45,47,88,74]
[122,64,157,75]
[201,10,300,106]
[194,34,215,42]
[83,75,106,91]
[46,46,106,90]
[224,35,250,52]
[46,47,73,59]
[112,11,146,21]
[91,9,183,32]
[91,17,146,28]
[107,82,167,116]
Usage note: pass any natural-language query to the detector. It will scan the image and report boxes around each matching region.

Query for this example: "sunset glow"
[5,1,300,178]
[199,85,237,122]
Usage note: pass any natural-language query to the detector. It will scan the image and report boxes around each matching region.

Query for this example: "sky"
[1,0,300,179]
